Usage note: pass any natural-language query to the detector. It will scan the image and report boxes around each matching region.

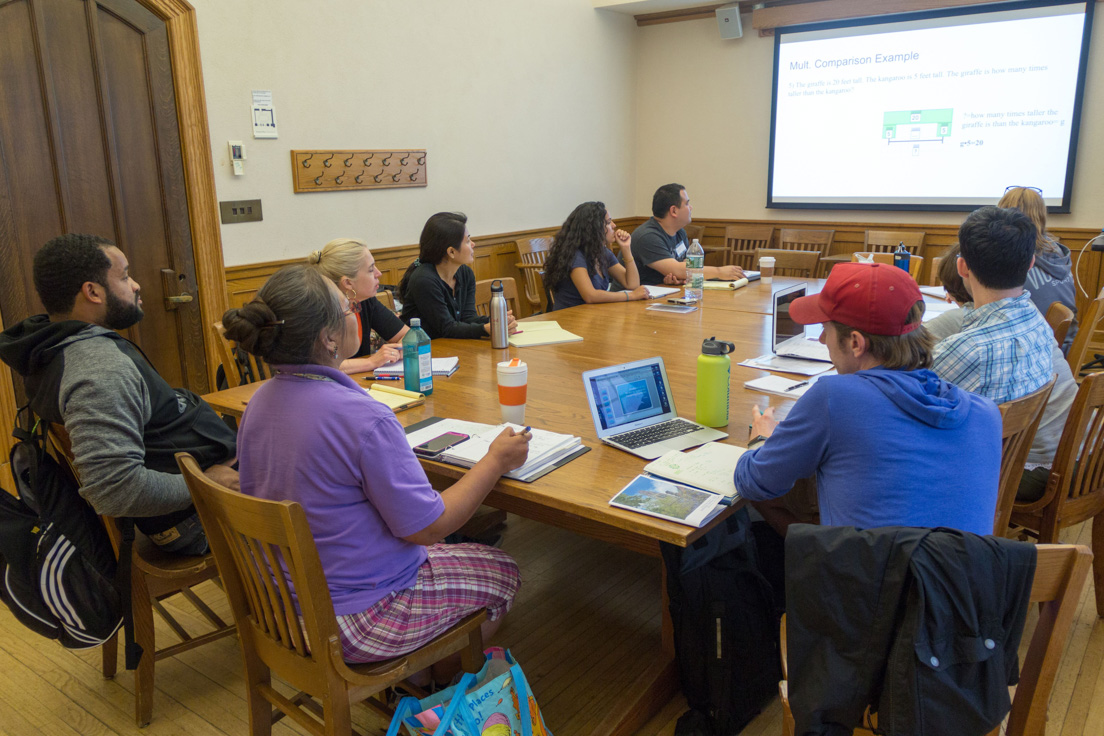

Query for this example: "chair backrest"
[540,269,554,311]
[930,255,944,287]
[850,252,923,282]
[1044,301,1074,348]
[515,237,553,311]
[178,453,350,696]
[756,247,820,278]
[723,225,774,268]
[778,229,834,258]
[374,289,395,312]
[994,376,1056,534]
[863,230,925,254]
[212,321,270,388]
[516,236,551,266]
[1066,287,1104,379]
[684,224,705,246]
[474,277,520,317]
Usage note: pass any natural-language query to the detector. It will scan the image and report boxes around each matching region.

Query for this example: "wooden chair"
[779,228,834,276]
[684,223,705,245]
[474,277,521,317]
[1009,372,1104,618]
[994,377,1056,535]
[48,426,235,727]
[515,236,553,313]
[755,247,820,278]
[374,289,396,313]
[780,543,1093,736]
[930,255,945,287]
[212,320,271,389]
[540,269,555,312]
[1045,302,1074,348]
[862,229,925,255]
[1066,288,1104,380]
[849,252,924,282]
[177,453,486,736]
[722,225,774,270]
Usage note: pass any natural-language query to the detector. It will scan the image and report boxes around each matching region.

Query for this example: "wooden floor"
[0,496,1100,735]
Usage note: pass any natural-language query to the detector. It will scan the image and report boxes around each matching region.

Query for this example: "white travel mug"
[497,359,528,424]
[760,256,776,284]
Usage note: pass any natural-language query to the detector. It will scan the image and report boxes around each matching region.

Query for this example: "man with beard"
[0,234,237,554]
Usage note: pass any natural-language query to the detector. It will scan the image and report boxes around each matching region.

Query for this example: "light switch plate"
[219,199,262,224]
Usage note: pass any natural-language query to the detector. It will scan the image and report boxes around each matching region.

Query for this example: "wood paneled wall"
[223,217,1104,325]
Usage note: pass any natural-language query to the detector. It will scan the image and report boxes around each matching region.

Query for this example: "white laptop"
[772,284,832,363]
[581,357,727,460]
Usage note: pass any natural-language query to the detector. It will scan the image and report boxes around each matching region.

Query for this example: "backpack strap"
[114,517,143,670]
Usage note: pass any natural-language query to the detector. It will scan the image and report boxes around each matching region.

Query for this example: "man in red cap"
[734,262,1002,535]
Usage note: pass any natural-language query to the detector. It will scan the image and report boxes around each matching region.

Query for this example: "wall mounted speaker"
[716,4,743,39]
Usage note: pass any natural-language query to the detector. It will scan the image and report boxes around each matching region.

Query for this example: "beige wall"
[193,0,638,267]
[634,13,1104,231]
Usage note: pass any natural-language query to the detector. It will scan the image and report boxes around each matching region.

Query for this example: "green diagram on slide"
[882,109,953,143]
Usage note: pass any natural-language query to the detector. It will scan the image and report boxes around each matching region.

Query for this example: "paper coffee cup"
[497,359,528,424]
[760,255,776,284]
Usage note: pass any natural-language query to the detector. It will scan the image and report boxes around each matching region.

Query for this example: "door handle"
[167,294,193,304]
[161,269,194,311]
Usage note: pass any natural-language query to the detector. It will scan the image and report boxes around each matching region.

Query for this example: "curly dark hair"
[33,234,114,315]
[543,202,610,290]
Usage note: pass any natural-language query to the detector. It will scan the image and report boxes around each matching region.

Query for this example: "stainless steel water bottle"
[489,279,509,349]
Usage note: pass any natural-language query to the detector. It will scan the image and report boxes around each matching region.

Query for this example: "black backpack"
[661,508,782,735]
[0,408,138,663]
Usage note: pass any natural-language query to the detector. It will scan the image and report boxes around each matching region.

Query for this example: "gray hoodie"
[1026,240,1077,353]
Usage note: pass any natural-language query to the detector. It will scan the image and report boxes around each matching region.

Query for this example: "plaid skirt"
[336,543,520,663]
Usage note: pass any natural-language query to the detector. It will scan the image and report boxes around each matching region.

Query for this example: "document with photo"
[609,475,722,527]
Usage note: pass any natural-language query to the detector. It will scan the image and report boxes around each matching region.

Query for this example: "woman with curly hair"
[543,202,652,310]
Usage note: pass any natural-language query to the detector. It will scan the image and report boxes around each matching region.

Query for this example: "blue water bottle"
[402,318,433,395]
[892,241,910,273]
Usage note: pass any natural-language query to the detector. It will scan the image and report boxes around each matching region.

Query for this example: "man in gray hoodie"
[0,234,238,554]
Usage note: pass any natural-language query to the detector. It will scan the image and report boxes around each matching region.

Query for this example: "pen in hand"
[784,380,809,393]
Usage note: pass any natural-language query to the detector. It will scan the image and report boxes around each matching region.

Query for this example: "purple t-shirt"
[237,364,444,614]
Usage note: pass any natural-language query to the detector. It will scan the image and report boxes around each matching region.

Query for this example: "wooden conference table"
[201,277,819,734]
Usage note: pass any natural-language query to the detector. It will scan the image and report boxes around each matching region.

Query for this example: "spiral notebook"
[372,357,459,378]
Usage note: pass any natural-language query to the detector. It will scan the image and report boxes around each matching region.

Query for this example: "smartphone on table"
[413,431,470,458]
[667,297,698,305]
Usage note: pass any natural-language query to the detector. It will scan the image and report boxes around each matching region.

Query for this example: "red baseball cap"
[788,263,923,336]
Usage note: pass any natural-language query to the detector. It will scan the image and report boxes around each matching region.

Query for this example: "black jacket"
[785,525,1036,736]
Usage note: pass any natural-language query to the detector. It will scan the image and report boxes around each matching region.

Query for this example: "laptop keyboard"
[610,418,701,449]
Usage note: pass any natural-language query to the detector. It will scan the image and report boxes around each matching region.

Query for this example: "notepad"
[508,321,582,347]
[744,374,830,398]
[372,357,460,377]
[644,442,746,499]
[364,383,424,412]
[703,278,749,290]
[642,285,680,298]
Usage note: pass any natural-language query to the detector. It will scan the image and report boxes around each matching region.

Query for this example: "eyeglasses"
[1005,185,1042,194]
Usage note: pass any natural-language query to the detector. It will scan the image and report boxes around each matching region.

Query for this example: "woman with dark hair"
[222,265,529,668]
[399,212,516,339]
[543,202,650,310]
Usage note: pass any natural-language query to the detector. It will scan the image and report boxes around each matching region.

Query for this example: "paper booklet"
[609,475,722,527]
[646,303,698,313]
[643,442,745,500]
[703,278,749,290]
[919,285,948,299]
[373,357,459,377]
[738,354,834,377]
[508,321,583,348]
[642,285,680,298]
[404,418,584,482]
[744,372,834,399]
[364,383,424,412]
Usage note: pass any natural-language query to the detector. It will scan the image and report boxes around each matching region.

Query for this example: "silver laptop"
[772,284,831,363]
[581,357,727,460]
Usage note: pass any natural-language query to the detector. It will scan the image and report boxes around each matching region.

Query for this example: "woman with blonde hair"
[997,186,1077,351]
[310,238,409,373]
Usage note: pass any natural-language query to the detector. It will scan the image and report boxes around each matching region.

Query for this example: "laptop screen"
[773,284,807,351]
[585,361,672,432]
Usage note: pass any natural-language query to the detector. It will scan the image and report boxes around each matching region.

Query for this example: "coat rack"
[291,149,427,193]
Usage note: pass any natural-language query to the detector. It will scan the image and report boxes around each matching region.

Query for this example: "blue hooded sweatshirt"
[735,367,1001,535]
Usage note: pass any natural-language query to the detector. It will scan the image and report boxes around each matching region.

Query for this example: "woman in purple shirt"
[222,265,529,669]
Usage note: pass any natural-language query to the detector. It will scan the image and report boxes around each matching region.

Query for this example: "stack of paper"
[644,442,746,500]
[508,321,582,347]
[642,285,680,298]
[373,357,459,377]
[404,418,584,482]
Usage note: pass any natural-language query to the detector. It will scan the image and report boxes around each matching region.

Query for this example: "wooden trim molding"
[143,0,228,389]
[635,3,727,26]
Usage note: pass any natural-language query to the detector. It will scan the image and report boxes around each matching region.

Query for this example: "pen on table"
[374,375,402,381]
[784,380,809,393]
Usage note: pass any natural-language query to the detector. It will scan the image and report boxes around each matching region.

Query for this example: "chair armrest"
[515,262,543,271]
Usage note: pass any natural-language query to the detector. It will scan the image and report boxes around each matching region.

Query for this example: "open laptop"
[581,357,727,460]
[773,284,832,362]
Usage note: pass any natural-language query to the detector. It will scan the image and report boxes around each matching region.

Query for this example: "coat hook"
[355,170,366,184]
[400,153,410,165]
[417,154,426,165]
[302,153,314,168]
[374,171,384,183]
[323,153,334,168]
[343,154,354,167]
[335,172,345,185]
[391,169,404,182]
[314,175,324,185]
[363,153,375,166]
[381,153,393,166]
[408,168,421,182]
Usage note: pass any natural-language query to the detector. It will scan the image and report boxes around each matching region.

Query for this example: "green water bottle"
[696,336,735,428]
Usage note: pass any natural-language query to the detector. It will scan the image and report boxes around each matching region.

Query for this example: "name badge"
[674,241,687,259]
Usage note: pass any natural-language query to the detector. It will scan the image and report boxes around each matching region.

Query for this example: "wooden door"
[0,0,208,393]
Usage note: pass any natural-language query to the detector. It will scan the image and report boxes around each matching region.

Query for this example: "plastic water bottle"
[402,318,433,395]
[696,337,735,427]
[685,238,705,302]
[489,279,509,349]
[893,242,911,273]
